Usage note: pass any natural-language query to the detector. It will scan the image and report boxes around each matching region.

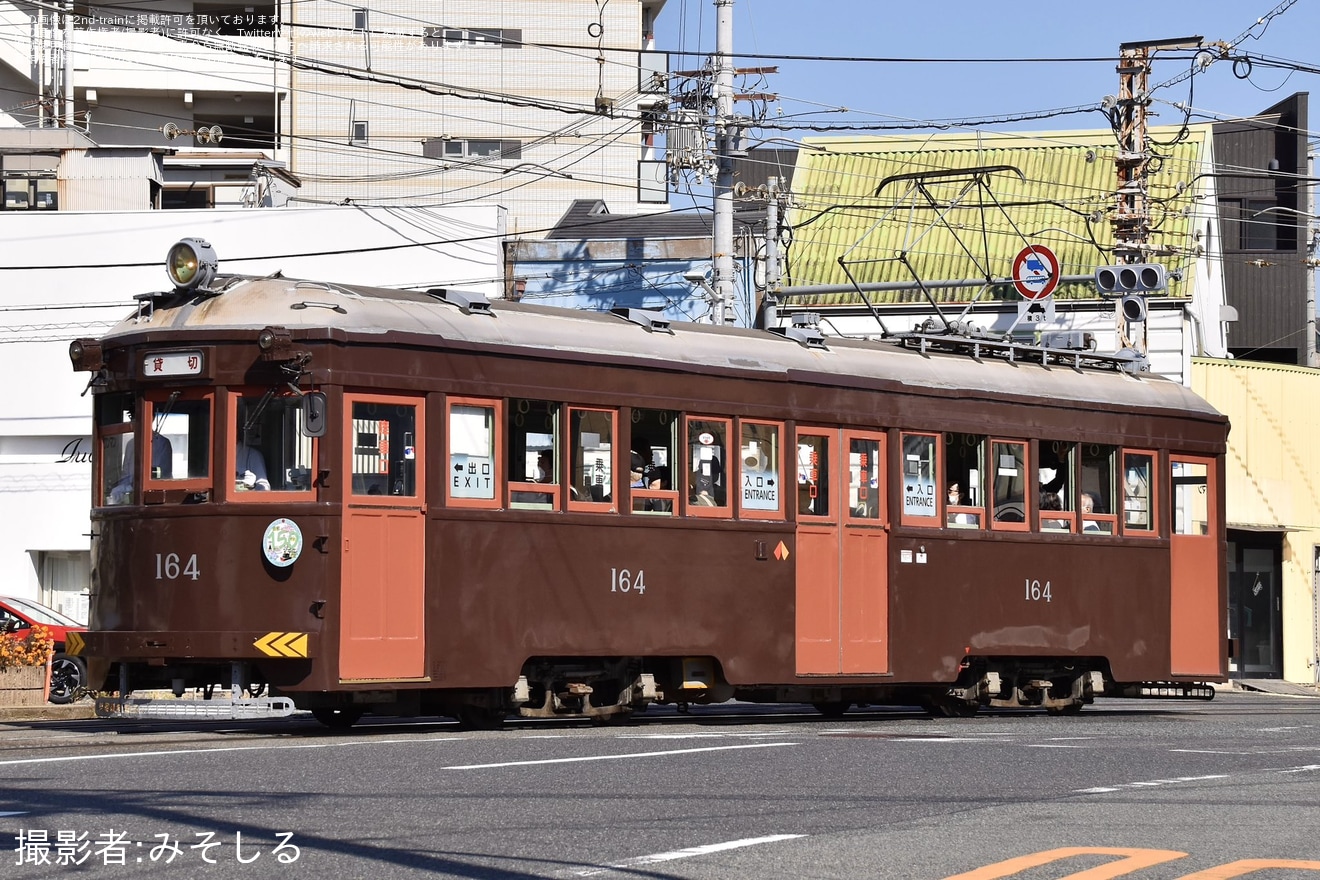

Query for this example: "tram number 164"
[155,552,200,581]
[610,568,646,595]
[1024,578,1052,602]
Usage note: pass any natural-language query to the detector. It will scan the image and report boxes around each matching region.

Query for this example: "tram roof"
[108,274,1225,423]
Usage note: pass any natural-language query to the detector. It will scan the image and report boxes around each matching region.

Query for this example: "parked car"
[0,596,87,704]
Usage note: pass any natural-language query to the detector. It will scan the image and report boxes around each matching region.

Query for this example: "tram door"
[340,394,427,681]
[794,429,889,675]
[1170,455,1221,676]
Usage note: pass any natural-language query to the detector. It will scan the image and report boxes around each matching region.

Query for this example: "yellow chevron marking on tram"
[64,631,85,656]
[254,632,309,658]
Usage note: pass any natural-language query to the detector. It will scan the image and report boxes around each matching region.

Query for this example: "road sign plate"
[1011,245,1060,300]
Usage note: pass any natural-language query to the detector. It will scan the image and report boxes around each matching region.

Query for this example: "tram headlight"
[257,325,292,361]
[68,338,103,372]
[166,238,218,292]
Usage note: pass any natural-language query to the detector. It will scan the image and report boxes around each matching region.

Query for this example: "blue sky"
[654,0,1317,141]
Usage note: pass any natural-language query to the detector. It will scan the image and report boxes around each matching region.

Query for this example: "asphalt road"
[2,692,1319,879]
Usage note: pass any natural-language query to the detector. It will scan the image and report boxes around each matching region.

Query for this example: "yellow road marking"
[942,847,1188,880]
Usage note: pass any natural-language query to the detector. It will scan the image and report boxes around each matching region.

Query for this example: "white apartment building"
[0,0,668,229]
[287,0,670,235]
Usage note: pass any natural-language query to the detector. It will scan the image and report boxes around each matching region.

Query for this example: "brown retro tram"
[68,239,1228,727]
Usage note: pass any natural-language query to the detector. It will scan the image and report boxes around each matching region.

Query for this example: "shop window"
[944,433,984,529]
[630,408,677,515]
[900,432,939,526]
[447,398,501,508]
[687,417,731,516]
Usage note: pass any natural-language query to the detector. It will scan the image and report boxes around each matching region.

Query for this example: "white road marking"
[1075,774,1227,794]
[1027,744,1085,749]
[1281,764,1320,773]
[444,742,796,770]
[0,737,467,768]
[570,834,805,876]
[620,731,789,740]
[0,812,29,818]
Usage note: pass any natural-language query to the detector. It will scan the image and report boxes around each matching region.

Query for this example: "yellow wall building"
[1193,357,1320,683]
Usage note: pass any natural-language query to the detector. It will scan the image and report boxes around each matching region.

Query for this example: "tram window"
[447,398,500,507]
[95,392,134,506]
[797,434,829,517]
[1172,460,1209,536]
[944,433,984,529]
[146,394,211,485]
[232,393,315,496]
[686,417,730,515]
[1038,440,1076,533]
[569,407,616,510]
[630,408,677,516]
[508,399,560,509]
[1079,444,1117,534]
[899,432,939,525]
[739,420,783,520]
[848,435,882,521]
[990,440,1029,529]
[1122,450,1156,534]
[350,402,418,497]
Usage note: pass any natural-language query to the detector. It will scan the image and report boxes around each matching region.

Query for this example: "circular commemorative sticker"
[262,518,303,567]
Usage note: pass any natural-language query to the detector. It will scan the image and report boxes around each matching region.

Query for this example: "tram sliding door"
[340,394,427,682]
[794,429,889,675]
[1170,454,1222,676]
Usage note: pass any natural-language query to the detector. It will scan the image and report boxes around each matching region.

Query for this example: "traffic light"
[1120,295,1148,323]
[1094,263,1167,296]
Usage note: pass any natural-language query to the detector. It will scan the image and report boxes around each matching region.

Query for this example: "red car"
[0,596,87,704]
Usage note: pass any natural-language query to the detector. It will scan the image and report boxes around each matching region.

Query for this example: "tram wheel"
[312,707,364,729]
[811,700,852,718]
[920,694,979,718]
[456,705,506,731]
[1046,702,1084,716]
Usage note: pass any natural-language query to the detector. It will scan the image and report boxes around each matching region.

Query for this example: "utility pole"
[711,0,735,326]
[1307,152,1317,367]
[1107,37,1201,355]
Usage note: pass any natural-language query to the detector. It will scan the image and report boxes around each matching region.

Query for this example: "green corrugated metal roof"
[786,126,1209,306]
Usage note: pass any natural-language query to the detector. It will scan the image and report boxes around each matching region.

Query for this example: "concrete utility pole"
[711,0,735,326]
[1109,37,1201,354]
[1307,152,1317,368]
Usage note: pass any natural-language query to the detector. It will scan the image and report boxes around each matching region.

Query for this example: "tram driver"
[235,439,270,491]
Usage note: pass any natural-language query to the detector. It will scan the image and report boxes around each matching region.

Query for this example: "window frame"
[684,415,733,519]
[898,431,941,528]
[988,437,1031,533]
[224,389,317,503]
[735,418,786,521]
[344,393,424,503]
[795,428,835,523]
[1036,439,1077,534]
[506,398,562,512]
[444,395,503,510]
[629,408,679,517]
[142,388,214,495]
[1120,448,1160,538]
[844,429,886,525]
[943,432,986,530]
[566,406,618,514]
